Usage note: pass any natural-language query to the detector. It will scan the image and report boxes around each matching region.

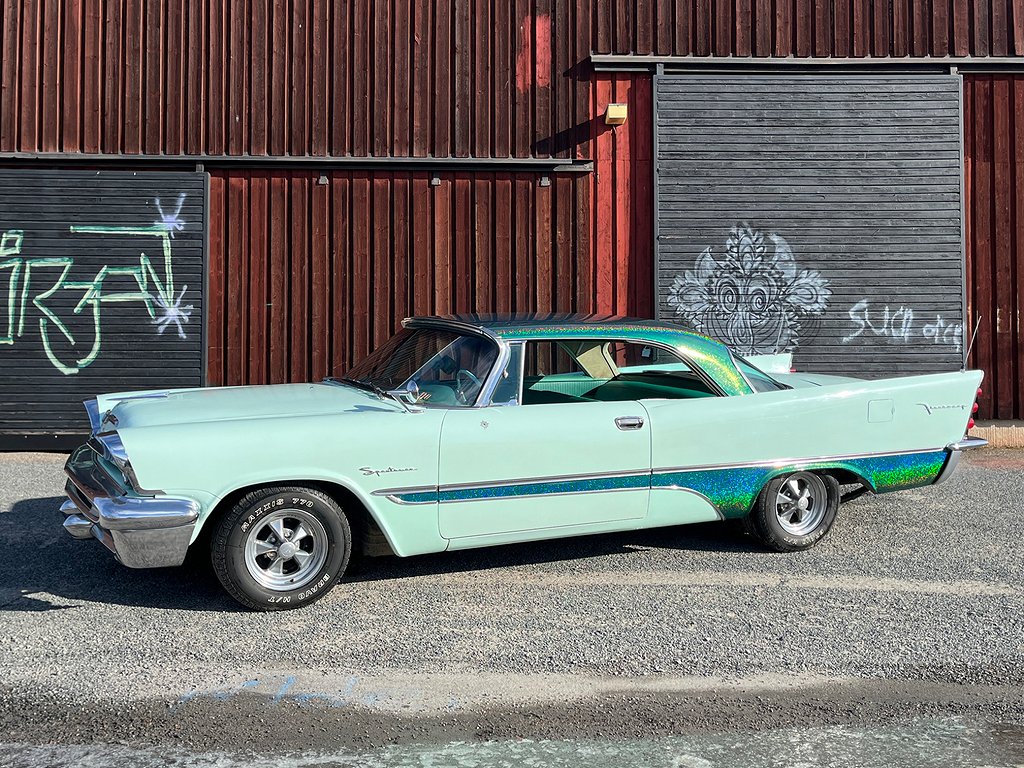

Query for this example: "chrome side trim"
[447,485,647,505]
[381,494,436,506]
[947,436,988,451]
[375,468,652,505]
[652,446,946,475]
[373,484,436,498]
[434,467,648,493]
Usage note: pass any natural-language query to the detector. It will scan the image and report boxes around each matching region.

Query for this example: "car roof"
[405,313,711,343]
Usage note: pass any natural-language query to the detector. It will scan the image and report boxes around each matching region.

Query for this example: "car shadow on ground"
[0,496,240,613]
[349,519,762,583]
[1,495,761,610]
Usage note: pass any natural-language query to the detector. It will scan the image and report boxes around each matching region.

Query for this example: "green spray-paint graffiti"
[0,194,194,375]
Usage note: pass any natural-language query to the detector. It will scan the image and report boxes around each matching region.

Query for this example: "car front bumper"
[60,445,200,568]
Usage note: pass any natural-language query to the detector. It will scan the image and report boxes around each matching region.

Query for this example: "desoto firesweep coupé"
[61,315,985,610]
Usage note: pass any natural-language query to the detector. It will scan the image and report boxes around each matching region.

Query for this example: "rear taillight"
[967,387,982,431]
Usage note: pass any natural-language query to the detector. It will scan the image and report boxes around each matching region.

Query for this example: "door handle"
[615,416,645,431]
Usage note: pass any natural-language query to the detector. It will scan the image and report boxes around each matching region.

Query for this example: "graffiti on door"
[666,225,831,355]
[842,299,964,353]
[0,194,194,375]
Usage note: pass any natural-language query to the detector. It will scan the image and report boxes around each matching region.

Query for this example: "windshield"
[733,354,789,393]
[340,327,499,406]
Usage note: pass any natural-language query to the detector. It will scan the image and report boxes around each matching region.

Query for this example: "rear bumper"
[934,436,989,485]
[61,445,199,568]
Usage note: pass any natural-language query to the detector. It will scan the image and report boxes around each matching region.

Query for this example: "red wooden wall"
[3,0,1022,158]
[964,74,1024,420]
[206,71,654,386]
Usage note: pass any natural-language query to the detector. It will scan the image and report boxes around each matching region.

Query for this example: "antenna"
[963,314,981,371]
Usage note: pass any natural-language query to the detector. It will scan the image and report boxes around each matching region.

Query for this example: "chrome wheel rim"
[243,510,328,591]
[774,472,828,536]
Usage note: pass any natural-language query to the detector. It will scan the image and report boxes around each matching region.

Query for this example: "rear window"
[734,355,789,393]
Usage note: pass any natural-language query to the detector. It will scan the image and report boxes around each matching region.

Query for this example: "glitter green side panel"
[842,450,949,494]
[385,450,949,516]
[439,473,649,503]
[652,450,949,518]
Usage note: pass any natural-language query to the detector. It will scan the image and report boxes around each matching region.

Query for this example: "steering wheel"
[455,369,483,405]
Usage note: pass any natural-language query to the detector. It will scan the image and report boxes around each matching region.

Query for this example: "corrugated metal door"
[0,170,206,446]
[655,74,964,377]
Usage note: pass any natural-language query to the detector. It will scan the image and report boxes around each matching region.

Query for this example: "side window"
[593,341,718,402]
[521,341,600,405]
[517,339,720,405]
[607,341,694,373]
[407,334,499,407]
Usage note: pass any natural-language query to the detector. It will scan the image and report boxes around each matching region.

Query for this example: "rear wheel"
[747,471,839,552]
[211,486,351,611]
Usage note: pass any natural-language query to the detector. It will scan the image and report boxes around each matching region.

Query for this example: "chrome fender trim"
[934,436,988,485]
[947,437,988,451]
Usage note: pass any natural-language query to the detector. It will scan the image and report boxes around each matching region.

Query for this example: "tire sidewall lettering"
[239,497,286,533]
[217,487,350,611]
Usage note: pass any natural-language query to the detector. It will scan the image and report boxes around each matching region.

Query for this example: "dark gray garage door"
[655,73,964,377]
[0,170,206,447]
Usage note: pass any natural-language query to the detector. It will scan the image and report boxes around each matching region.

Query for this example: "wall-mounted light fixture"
[604,103,627,126]
[430,175,442,186]
[317,174,329,185]
[539,175,551,187]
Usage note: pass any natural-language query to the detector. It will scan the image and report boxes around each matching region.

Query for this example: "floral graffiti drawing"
[667,225,831,354]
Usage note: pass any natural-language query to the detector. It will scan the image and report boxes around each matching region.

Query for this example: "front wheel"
[746,471,839,552]
[211,486,351,611]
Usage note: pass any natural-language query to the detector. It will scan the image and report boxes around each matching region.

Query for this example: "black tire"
[211,485,351,611]
[746,471,840,552]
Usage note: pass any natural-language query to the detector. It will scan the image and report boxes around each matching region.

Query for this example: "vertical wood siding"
[206,163,651,386]
[964,74,1024,420]
[2,0,1023,157]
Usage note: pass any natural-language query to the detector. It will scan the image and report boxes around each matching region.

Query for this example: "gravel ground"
[0,449,1022,757]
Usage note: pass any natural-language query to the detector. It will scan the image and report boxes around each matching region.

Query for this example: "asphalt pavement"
[0,449,1022,766]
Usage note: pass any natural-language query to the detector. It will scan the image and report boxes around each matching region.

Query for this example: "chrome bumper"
[935,436,989,485]
[61,445,199,568]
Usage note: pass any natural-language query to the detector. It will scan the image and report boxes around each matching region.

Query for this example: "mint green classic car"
[61,315,985,610]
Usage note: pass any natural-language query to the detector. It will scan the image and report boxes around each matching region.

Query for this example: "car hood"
[96,382,401,429]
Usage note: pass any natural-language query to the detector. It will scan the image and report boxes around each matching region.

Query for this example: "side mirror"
[388,380,424,407]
